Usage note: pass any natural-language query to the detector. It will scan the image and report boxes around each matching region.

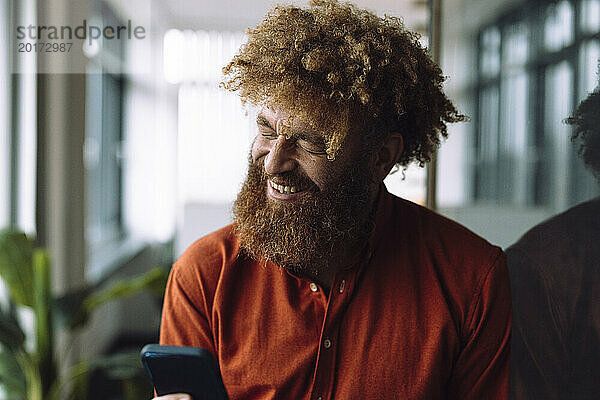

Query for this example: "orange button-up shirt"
[160,187,511,399]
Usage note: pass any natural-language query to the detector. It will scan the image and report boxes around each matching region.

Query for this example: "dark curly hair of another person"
[566,89,600,179]
[221,0,466,166]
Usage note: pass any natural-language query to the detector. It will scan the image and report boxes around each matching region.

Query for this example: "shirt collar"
[338,183,393,272]
[369,183,394,249]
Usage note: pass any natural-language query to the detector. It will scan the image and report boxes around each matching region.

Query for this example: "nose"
[263,135,296,175]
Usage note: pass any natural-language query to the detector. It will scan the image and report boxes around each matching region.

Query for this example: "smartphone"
[140,344,229,400]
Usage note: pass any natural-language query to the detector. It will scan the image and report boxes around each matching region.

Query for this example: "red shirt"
[160,187,511,399]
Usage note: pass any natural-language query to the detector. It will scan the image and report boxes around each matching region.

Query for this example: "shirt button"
[323,338,332,349]
[339,279,346,293]
[310,282,318,292]
[316,397,322,400]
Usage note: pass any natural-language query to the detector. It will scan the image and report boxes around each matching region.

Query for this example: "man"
[508,84,600,399]
[155,1,511,399]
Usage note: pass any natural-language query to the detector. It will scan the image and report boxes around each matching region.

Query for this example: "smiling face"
[233,105,378,275]
[252,106,356,202]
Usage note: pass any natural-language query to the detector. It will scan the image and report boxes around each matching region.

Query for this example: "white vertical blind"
[0,0,9,229]
[165,30,254,205]
[15,0,37,234]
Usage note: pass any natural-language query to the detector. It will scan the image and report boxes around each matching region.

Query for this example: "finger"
[153,394,192,400]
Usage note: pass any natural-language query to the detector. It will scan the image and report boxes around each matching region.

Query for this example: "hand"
[153,394,192,400]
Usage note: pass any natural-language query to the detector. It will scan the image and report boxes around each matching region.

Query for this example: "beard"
[232,155,376,277]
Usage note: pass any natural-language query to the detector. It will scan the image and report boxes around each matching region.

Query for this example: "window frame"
[474,0,600,210]
[83,0,129,278]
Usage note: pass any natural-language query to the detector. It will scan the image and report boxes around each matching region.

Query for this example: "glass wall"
[474,0,600,212]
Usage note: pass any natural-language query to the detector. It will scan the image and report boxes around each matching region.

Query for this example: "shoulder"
[380,192,507,313]
[507,197,600,267]
[388,194,504,268]
[506,197,600,288]
[379,192,509,337]
[171,224,241,291]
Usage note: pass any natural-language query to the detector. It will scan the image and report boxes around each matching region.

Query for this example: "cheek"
[251,137,267,161]
[307,147,371,190]
[304,159,345,189]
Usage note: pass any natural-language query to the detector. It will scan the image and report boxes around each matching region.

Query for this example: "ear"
[373,132,404,182]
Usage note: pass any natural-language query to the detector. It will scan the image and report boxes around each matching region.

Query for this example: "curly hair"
[566,89,600,179]
[221,0,465,166]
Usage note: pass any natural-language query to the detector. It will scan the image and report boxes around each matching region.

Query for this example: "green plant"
[0,229,169,400]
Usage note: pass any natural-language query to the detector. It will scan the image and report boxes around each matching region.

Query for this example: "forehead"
[258,105,327,140]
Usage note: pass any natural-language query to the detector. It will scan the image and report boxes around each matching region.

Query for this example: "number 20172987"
[17,42,73,53]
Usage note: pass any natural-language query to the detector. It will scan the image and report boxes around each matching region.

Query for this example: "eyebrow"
[256,114,325,144]
[256,114,274,130]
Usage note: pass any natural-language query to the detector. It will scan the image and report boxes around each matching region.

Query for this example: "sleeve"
[506,247,566,400]
[159,261,216,356]
[447,250,512,400]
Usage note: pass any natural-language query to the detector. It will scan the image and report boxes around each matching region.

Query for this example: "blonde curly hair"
[222,0,465,165]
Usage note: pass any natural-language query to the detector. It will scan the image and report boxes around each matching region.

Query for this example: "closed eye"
[256,114,328,156]
[261,132,279,140]
[296,134,327,156]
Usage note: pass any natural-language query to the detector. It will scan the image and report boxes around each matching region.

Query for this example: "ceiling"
[157,0,429,34]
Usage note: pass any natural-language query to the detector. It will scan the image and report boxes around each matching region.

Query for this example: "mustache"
[251,156,316,190]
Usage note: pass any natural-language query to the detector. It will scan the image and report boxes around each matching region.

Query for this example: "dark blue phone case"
[140,344,229,400]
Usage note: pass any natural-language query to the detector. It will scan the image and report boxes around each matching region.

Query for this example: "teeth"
[270,180,299,194]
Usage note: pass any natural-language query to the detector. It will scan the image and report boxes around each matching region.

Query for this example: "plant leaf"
[87,351,143,381]
[0,230,35,307]
[55,267,167,332]
[0,348,26,397]
[53,287,94,331]
[32,250,56,394]
[0,306,25,350]
[83,267,168,314]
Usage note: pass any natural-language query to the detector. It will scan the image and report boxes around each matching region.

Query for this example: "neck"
[294,185,380,290]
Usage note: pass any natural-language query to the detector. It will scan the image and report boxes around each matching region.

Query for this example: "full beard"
[232,156,376,277]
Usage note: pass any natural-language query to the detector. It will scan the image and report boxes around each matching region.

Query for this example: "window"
[164,29,253,206]
[85,71,124,248]
[475,0,600,211]
[84,2,126,255]
[0,0,9,229]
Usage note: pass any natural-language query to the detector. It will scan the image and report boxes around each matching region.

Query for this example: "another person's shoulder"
[510,197,600,249]
[507,197,600,273]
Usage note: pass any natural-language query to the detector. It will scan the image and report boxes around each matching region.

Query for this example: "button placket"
[311,272,358,400]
